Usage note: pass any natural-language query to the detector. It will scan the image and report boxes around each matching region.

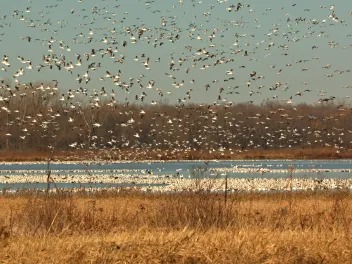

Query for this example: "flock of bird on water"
[0,0,351,165]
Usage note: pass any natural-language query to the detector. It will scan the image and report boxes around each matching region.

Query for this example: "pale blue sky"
[0,0,351,105]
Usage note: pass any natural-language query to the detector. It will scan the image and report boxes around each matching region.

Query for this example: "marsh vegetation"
[0,190,351,263]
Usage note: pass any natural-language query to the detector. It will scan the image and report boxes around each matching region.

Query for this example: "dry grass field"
[0,190,351,263]
[0,147,352,162]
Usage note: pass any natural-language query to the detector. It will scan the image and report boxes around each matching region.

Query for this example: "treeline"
[0,82,352,154]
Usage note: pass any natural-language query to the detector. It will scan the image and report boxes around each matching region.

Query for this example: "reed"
[0,190,351,263]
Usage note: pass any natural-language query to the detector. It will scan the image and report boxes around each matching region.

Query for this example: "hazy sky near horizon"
[0,0,351,105]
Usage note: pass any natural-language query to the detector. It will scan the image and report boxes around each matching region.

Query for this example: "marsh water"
[0,160,351,190]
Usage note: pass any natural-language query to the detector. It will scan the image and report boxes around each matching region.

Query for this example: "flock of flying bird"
[0,0,351,155]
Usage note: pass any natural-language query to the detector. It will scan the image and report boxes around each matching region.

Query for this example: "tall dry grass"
[0,190,351,263]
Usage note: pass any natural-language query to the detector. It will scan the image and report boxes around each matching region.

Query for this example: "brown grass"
[0,190,351,263]
[0,147,351,162]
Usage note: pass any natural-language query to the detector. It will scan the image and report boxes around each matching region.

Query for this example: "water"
[0,159,351,175]
[0,160,351,190]
[0,182,167,191]
[0,159,351,170]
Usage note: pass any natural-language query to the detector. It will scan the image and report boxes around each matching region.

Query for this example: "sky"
[0,0,351,105]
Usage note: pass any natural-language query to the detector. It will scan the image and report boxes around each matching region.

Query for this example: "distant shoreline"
[0,147,351,162]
